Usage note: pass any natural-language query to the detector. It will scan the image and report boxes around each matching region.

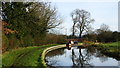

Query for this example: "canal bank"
[41,44,66,67]
[2,44,63,67]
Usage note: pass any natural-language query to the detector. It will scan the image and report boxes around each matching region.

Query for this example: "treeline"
[82,24,120,43]
[2,2,66,52]
[82,31,120,43]
[67,24,119,43]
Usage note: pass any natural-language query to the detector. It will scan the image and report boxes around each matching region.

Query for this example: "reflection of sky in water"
[45,47,118,66]
[119,61,120,68]
[90,56,118,66]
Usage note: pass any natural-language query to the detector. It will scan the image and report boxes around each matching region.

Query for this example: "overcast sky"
[48,0,119,35]
[48,0,119,2]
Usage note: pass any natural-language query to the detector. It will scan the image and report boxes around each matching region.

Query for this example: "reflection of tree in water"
[98,47,120,61]
[94,48,108,62]
[71,47,93,68]
[71,47,109,68]
[71,49,76,66]
[46,46,118,67]
[85,47,108,63]
[79,48,93,68]
[99,56,108,62]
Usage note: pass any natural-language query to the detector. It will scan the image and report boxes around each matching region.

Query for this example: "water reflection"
[45,46,118,67]
[45,48,65,66]
[71,47,92,68]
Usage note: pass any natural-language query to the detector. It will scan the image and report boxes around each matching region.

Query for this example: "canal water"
[45,46,119,68]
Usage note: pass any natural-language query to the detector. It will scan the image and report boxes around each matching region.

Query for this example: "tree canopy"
[2,2,64,51]
[2,2,62,39]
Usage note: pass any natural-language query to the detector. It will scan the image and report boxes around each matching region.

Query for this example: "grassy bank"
[94,41,119,53]
[95,42,120,60]
[2,44,58,67]
[101,41,119,47]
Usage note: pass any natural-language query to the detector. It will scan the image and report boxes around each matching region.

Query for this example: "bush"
[21,35,34,47]
[34,34,66,45]
[2,33,9,52]
[2,33,66,52]
[34,36,44,46]
[45,34,66,44]
[8,35,20,49]
[56,35,66,44]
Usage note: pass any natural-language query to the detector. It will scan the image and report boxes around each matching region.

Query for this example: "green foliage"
[21,35,34,47]
[8,35,20,49]
[2,2,63,51]
[2,2,31,39]
[2,2,61,38]
[2,33,9,52]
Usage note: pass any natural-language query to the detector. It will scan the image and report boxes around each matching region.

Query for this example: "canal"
[45,46,119,68]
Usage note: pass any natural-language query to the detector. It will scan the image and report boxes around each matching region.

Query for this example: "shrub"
[2,33,9,52]
[21,35,34,47]
[8,35,20,49]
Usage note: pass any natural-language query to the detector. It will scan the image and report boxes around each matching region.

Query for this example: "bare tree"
[100,24,110,31]
[71,9,80,37]
[71,9,94,38]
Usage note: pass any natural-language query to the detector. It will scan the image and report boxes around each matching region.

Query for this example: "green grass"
[2,44,58,67]
[97,42,119,58]
[101,41,120,47]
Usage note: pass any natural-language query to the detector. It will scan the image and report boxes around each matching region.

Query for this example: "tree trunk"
[79,31,82,38]
[72,23,75,38]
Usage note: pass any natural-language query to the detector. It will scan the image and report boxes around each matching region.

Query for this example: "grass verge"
[2,44,58,67]
[101,41,120,47]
